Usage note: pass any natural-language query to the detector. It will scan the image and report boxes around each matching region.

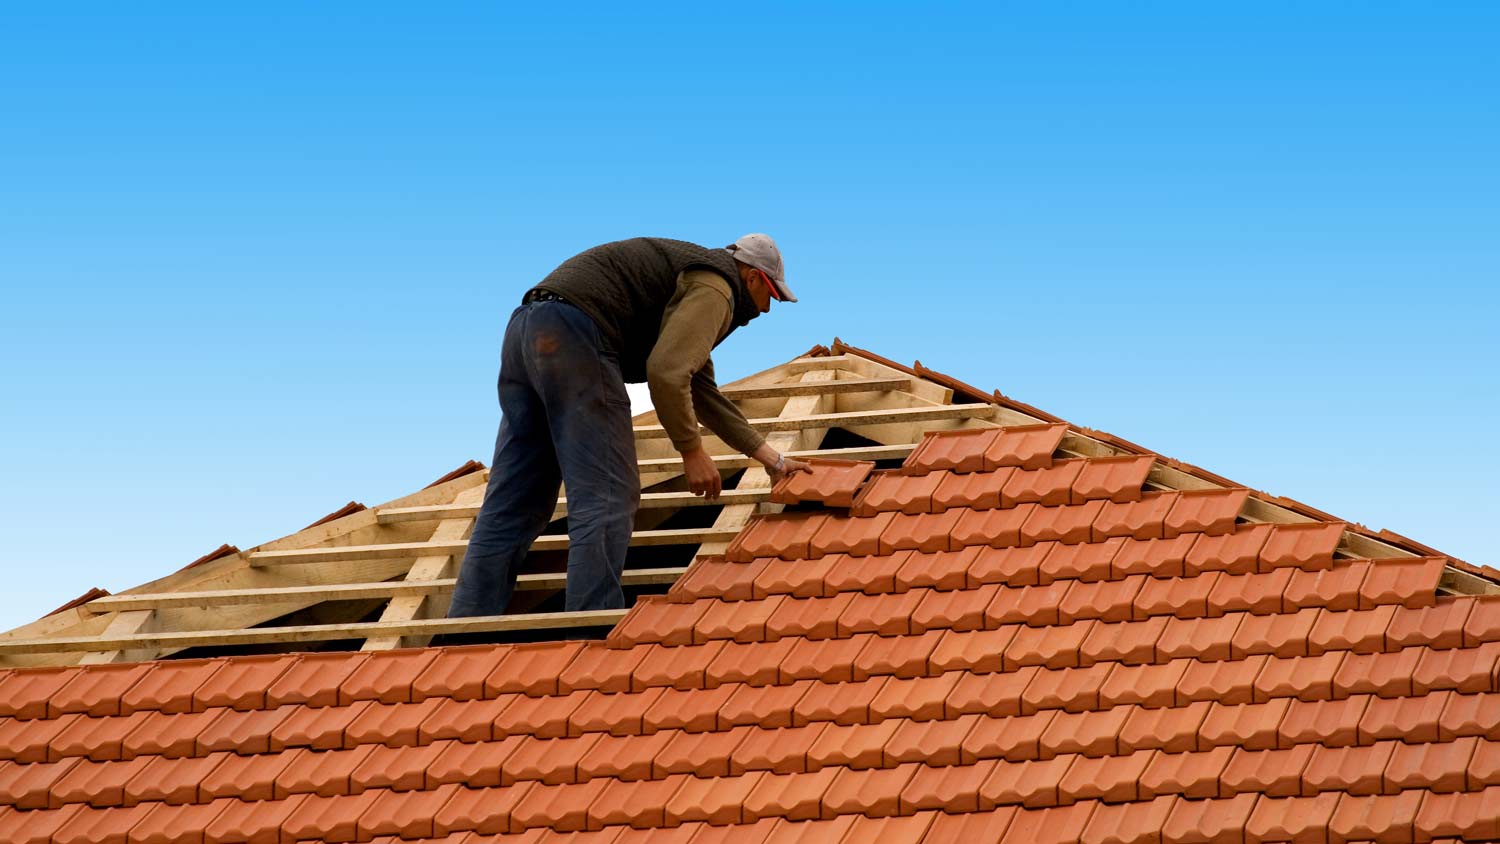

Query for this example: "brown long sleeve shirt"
[646,270,766,456]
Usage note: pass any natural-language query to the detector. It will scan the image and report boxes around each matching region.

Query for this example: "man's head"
[728,233,795,314]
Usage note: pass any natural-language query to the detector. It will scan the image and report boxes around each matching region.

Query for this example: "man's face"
[749,270,774,314]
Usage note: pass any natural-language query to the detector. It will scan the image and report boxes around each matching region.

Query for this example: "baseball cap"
[727,233,796,302]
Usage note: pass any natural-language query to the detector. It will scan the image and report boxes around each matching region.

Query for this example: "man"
[447,234,812,616]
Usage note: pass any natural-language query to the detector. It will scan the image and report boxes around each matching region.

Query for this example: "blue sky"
[1,4,1496,632]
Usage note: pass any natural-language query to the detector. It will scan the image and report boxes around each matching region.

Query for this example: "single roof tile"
[1301,741,1394,796]
[669,556,768,603]
[1279,695,1369,748]
[905,427,1001,474]
[841,810,938,844]
[1385,598,1473,650]
[930,626,1016,674]
[1157,612,1244,662]
[265,651,371,708]
[753,555,838,599]
[1005,619,1094,669]
[769,458,874,508]
[641,684,736,734]
[49,755,151,808]
[427,736,521,788]
[509,777,608,832]
[419,695,507,744]
[764,593,854,641]
[1359,692,1447,743]
[1438,692,1500,740]
[983,424,1068,471]
[1060,750,1153,804]
[901,760,995,813]
[719,680,811,729]
[821,762,917,818]
[609,597,705,648]
[1022,664,1112,714]
[1412,642,1500,694]
[1412,788,1500,840]
[1164,489,1248,538]
[653,726,750,777]
[1002,460,1085,507]
[1038,706,1131,758]
[269,700,370,752]
[51,801,152,844]
[1231,607,1318,658]
[1359,557,1445,610]
[852,470,942,515]
[851,629,943,680]
[432,781,533,836]
[1135,572,1219,621]
[1467,738,1500,787]
[836,590,924,636]
[869,672,961,721]
[585,773,682,830]
[1221,745,1316,797]
[1178,654,1269,705]
[911,584,997,632]
[895,546,978,591]
[49,664,154,719]
[358,782,459,841]
[486,641,586,696]
[933,468,1013,511]
[986,580,1072,627]
[1261,522,1345,571]
[1099,659,1190,709]
[809,513,895,558]
[337,649,437,705]
[878,509,963,554]
[1058,574,1144,623]
[1284,561,1371,612]
[780,633,874,684]
[1092,492,1178,542]
[345,697,443,748]
[1119,701,1210,754]
[821,547,909,594]
[271,745,373,798]
[119,708,216,760]
[952,505,1036,551]
[494,689,589,739]
[924,808,1019,843]
[191,654,296,712]
[1328,790,1424,844]
[962,712,1056,763]
[0,712,79,763]
[1184,523,1273,576]
[1199,698,1292,751]
[664,771,762,826]
[129,799,227,844]
[1139,746,1233,799]
[576,730,672,783]
[1253,652,1345,702]
[1245,792,1341,843]
[1385,736,1477,792]
[1112,534,1198,579]
[569,687,664,737]
[704,638,797,688]
[971,542,1051,587]
[1160,792,1257,844]
[502,733,602,785]
[1022,501,1106,546]
[558,643,647,694]
[1308,605,1395,655]
[1071,455,1154,505]
[1081,795,1178,844]
[725,513,828,562]
[948,666,1040,718]
[885,713,979,767]
[1462,596,1500,645]
[730,722,825,775]
[633,641,726,690]
[205,792,307,844]
[1039,537,1123,584]
[1333,648,1422,699]
[1205,567,1294,617]
[793,677,888,727]
[805,719,900,772]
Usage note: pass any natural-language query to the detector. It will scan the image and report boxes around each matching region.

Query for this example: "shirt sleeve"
[646,270,766,455]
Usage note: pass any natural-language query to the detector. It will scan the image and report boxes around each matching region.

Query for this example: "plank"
[247,527,744,567]
[636,443,915,473]
[632,403,996,440]
[84,567,688,613]
[75,611,156,665]
[377,488,772,525]
[0,609,633,655]
[719,376,909,400]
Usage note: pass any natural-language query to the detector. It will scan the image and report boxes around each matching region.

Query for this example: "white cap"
[727,233,795,302]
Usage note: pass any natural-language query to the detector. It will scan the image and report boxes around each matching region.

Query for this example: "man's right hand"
[682,447,722,500]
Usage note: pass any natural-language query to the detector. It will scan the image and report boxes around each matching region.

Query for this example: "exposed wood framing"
[377,488,773,525]
[361,485,485,651]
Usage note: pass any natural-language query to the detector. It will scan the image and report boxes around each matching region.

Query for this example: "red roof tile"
[769,458,874,508]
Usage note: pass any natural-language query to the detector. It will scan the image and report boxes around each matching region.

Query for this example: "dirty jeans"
[447,299,639,616]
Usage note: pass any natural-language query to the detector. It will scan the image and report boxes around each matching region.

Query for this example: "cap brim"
[771,278,797,303]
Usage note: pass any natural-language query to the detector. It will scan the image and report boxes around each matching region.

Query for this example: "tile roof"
[2,420,1494,843]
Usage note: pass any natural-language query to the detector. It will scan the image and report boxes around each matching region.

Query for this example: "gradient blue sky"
[1,4,1495,632]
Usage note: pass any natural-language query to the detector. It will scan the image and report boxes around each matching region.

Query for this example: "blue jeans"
[447,300,640,616]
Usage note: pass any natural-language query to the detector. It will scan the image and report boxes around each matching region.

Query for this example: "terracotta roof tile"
[911,584,996,632]
[1308,605,1395,655]
[1386,598,1472,650]
[1359,557,1446,610]
[1260,522,1345,571]
[1040,706,1131,758]
[852,470,942,515]
[988,580,1072,627]
[1081,795,1178,844]
[631,641,724,690]
[1253,652,1344,702]
[1093,492,1178,542]
[1333,648,1423,699]
[719,681,810,729]
[983,424,1069,471]
[999,799,1098,842]
[1413,788,1500,839]
[899,760,993,813]
[1023,501,1107,545]
[1002,460,1085,507]
[769,458,874,508]
[1359,692,1447,743]
[1284,561,1371,612]
[608,597,704,648]
[1158,612,1243,661]
[1112,534,1198,579]
[502,734,600,785]
[1438,692,1500,740]
[793,677,887,727]
[1161,792,1258,844]
[428,737,519,788]
[903,428,1000,474]
[1279,696,1368,747]
[1139,746,1232,800]
[933,468,1012,511]
[669,556,768,603]
[511,777,609,831]
[1206,567,1293,616]
[725,513,827,562]
[1006,619,1094,669]
[1071,456,1154,504]
[878,510,963,554]
[1163,489,1248,538]
[1059,574,1144,623]
[569,688,664,736]
[432,782,533,835]
[895,546,978,591]
[753,555,837,598]
[1120,701,1210,753]
[809,514,895,558]
[1301,741,1394,795]
[851,629,943,680]
[764,593,853,641]
[1099,659,1190,708]
[1412,642,1500,694]
[930,626,1015,674]
[1231,607,1318,658]
[654,727,748,777]
[1135,572,1218,620]
[779,633,872,683]
[948,667,1039,718]
[419,695,507,744]
[1040,537,1123,584]
[979,755,1072,808]
[117,659,225,716]
[642,684,735,734]
[271,745,371,798]
[1244,792,1340,843]
[664,772,761,825]
[1385,736,1477,792]
[1178,655,1268,705]
[952,505,1036,550]
[487,644,582,695]
[836,590,924,636]
[730,723,824,775]
[821,548,908,594]
[971,542,1050,586]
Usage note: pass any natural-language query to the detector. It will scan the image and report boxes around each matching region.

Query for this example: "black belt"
[523,288,570,306]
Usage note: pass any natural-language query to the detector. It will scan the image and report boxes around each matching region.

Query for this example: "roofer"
[446,234,813,616]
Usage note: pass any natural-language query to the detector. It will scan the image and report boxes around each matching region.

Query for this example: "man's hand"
[682,447,723,500]
[770,456,813,482]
